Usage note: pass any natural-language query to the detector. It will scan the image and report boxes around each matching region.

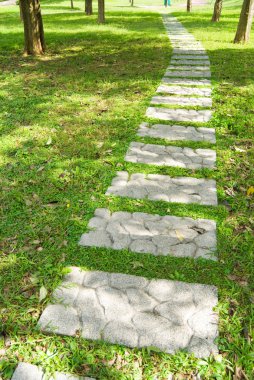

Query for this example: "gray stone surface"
[125,142,216,169]
[161,78,211,86]
[151,95,212,107]
[106,171,218,206]
[173,49,207,55]
[38,268,218,357]
[158,83,212,97]
[172,54,209,60]
[165,71,211,78]
[146,107,212,122]
[167,65,211,71]
[11,363,94,380]
[79,208,217,260]
[137,122,216,143]
[171,59,210,66]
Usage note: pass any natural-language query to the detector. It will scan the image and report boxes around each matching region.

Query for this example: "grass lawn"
[0,0,253,378]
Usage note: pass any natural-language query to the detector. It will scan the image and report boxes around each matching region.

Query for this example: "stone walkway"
[12,362,94,380]
[38,15,219,360]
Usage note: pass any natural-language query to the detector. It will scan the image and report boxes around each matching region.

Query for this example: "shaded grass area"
[0,0,254,379]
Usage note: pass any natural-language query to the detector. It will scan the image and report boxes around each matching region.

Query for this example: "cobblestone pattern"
[106,171,218,206]
[167,65,211,71]
[171,59,210,65]
[38,268,218,357]
[146,107,212,122]
[11,363,94,380]
[172,54,209,60]
[165,71,211,78]
[158,84,212,96]
[161,78,211,86]
[125,142,216,169]
[137,122,216,143]
[151,95,212,107]
[79,208,217,260]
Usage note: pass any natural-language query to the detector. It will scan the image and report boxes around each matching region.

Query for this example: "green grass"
[0,0,254,379]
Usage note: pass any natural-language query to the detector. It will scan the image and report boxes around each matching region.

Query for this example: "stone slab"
[11,363,94,380]
[38,268,218,357]
[165,71,211,78]
[146,107,212,123]
[158,84,212,97]
[173,49,207,55]
[171,59,210,66]
[172,54,209,60]
[167,66,211,72]
[137,122,216,143]
[161,78,211,86]
[151,95,212,107]
[79,208,217,260]
[106,171,218,206]
[125,142,216,169]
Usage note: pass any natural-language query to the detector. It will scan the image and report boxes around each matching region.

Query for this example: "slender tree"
[187,0,192,12]
[20,0,45,55]
[70,0,74,8]
[234,0,254,43]
[130,0,134,6]
[212,0,223,22]
[85,0,93,15]
[98,0,105,23]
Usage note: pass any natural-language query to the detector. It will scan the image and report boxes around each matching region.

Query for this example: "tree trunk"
[131,0,134,6]
[85,0,93,15]
[212,0,223,21]
[70,0,74,8]
[98,0,105,23]
[234,0,254,43]
[19,1,23,21]
[187,0,192,12]
[20,0,45,55]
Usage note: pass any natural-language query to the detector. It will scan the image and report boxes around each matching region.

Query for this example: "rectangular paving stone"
[125,142,216,169]
[173,49,207,55]
[106,171,218,206]
[137,122,216,143]
[172,54,209,60]
[151,95,212,107]
[11,363,94,380]
[165,71,211,78]
[171,59,210,66]
[158,84,212,97]
[146,107,212,123]
[38,268,218,357]
[161,78,211,86]
[167,65,211,72]
[79,208,217,260]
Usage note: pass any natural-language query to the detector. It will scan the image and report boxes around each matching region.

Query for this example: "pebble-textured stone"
[125,142,216,169]
[162,78,211,86]
[11,363,94,380]
[106,171,218,206]
[146,107,212,122]
[173,49,207,55]
[165,71,211,78]
[158,84,212,97]
[137,122,216,143]
[151,95,212,107]
[167,65,211,72]
[38,268,218,357]
[171,59,210,66]
[172,54,209,60]
[79,208,217,260]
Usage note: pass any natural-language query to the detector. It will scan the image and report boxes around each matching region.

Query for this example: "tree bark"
[20,0,45,55]
[234,0,254,43]
[70,0,74,8]
[212,0,223,21]
[98,0,105,23]
[85,0,93,14]
[130,0,134,6]
[187,0,192,12]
